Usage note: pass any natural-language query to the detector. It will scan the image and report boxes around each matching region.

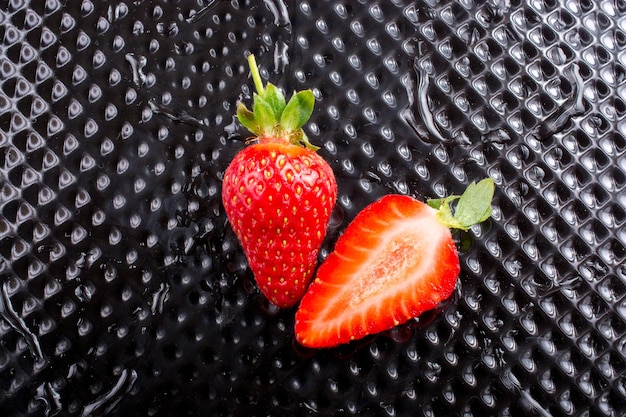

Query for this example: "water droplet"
[125,53,147,87]
[148,100,205,127]
[33,382,62,417]
[151,283,170,315]
[103,264,117,282]
[81,369,138,417]
[400,67,450,144]
[0,281,45,361]
[535,64,585,140]
[273,41,289,73]
[74,282,94,302]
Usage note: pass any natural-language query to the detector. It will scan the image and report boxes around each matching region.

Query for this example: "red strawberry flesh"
[295,194,459,348]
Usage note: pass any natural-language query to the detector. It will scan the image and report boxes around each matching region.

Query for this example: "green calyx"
[237,54,318,150]
[427,178,495,231]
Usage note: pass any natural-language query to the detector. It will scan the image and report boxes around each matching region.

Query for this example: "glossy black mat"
[1,0,626,416]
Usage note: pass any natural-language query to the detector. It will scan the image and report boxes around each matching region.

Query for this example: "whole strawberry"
[222,55,337,308]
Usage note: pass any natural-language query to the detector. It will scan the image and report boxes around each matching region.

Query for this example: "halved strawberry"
[295,179,494,348]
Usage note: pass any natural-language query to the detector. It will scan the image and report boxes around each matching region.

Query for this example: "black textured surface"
[1,0,626,416]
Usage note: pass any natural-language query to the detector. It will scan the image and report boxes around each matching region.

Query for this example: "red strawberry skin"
[222,140,337,308]
[295,194,460,348]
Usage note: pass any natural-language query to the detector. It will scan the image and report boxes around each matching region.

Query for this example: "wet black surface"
[1,0,626,416]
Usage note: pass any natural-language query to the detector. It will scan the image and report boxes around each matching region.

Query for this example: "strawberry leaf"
[280,90,315,132]
[237,103,259,135]
[253,93,277,133]
[452,178,494,229]
[430,178,494,231]
[264,83,287,122]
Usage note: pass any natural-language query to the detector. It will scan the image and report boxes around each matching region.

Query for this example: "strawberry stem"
[248,54,265,96]
[427,178,495,231]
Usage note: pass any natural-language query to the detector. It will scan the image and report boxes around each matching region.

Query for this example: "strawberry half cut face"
[295,194,460,348]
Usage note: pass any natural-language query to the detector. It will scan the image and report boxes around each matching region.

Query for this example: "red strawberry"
[222,55,337,308]
[295,179,494,348]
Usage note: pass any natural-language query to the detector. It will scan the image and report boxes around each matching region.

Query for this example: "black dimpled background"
[1,1,626,416]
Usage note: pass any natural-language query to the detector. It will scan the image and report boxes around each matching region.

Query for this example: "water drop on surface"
[535,64,585,140]
[80,369,138,417]
[0,282,46,361]
[125,53,147,87]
